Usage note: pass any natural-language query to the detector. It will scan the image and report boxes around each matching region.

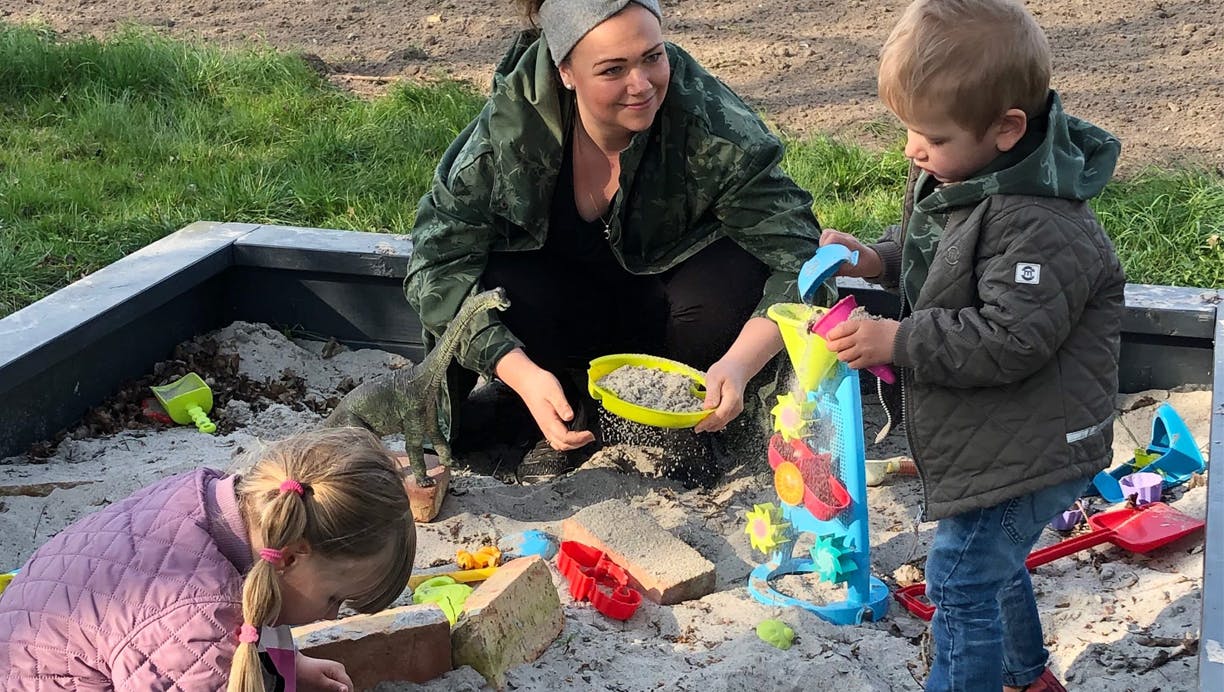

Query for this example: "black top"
[544,137,622,266]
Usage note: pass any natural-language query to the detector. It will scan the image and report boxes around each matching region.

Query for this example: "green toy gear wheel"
[810,534,858,584]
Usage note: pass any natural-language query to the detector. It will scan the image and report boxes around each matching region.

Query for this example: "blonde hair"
[227,427,415,692]
[878,0,1051,136]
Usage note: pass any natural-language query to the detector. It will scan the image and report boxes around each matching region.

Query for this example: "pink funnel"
[808,295,897,385]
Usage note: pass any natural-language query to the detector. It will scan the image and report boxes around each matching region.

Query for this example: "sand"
[0,321,1210,691]
[597,365,706,413]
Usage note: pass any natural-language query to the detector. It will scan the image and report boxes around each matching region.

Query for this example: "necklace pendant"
[603,222,611,240]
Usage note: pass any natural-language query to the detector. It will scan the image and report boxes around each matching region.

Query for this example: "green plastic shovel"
[151,372,217,434]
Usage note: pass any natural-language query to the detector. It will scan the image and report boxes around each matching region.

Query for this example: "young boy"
[820,1,1126,690]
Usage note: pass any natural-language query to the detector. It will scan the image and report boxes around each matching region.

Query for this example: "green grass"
[1,24,1221,317]
[0,25,481,315]
[784,137,1224,290]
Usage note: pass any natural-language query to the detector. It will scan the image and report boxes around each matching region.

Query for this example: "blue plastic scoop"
[1090,403,1205,502]
[798,244,859,305]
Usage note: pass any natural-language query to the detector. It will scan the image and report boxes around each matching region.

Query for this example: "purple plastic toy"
[1049,507,1084,531]
[809,295,897,385]
[1120,472,1163,505]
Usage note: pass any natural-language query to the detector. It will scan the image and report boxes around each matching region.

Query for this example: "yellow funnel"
[767,303,838,392]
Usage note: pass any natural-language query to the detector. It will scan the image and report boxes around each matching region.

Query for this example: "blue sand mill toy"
[744,247,890,625]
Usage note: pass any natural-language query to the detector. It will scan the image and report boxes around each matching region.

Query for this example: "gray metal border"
[0,222,421,456]
[1201,291,1224,688]
[0,223,1220,688]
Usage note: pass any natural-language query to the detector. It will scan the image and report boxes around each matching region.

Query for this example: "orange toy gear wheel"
[774,461,805,506]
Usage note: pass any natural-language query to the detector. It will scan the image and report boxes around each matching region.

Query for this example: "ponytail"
[228,428,414,692]
[228,478,309,692]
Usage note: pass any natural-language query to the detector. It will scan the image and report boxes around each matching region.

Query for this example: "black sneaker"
[515,439,590,484]
[515,390,601,484]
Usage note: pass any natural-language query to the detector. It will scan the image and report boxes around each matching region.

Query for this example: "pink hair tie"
[237,624,260,644]
[279,479,305,496]
[259,547,285,565]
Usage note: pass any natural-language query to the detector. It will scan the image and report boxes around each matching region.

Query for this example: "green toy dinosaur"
[324,287,511,487]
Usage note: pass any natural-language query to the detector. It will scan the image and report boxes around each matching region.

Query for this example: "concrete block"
[562,498,715,605]
[293,603,451,689]
[451,556,563,689]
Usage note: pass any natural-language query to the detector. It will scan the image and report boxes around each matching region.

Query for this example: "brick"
[293,604,451,689]
[562,498,715,605]
[451,556,563,689]
[395,453,450,523]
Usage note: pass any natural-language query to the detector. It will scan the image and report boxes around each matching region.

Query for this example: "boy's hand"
[819,229,883,279]
[694,357,750,434]
[297,653,354,692]
[824,318,900,369]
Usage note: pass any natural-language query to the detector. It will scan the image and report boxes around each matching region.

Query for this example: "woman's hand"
[824,318,900,369]
[297,652,353,692]
[495,349,596,451]
[693,316,784,434]
[819,229,883,279]
[694,357,750,433]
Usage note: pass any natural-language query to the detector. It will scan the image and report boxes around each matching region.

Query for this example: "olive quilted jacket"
[869,92,1126,521]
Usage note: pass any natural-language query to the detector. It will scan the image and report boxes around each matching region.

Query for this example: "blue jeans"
[925,476,1089,691]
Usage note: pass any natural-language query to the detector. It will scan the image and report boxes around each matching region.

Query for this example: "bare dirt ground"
[6,0,1223,174]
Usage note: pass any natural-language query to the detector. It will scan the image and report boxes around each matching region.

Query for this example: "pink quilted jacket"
[0,469,255,690]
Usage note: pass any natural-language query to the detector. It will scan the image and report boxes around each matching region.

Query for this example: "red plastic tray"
[767,435,851,520]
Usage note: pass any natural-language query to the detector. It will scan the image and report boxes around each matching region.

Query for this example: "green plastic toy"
[412,575,474,625]
[0,569,17,596]
[756,619,795,650]
[151,372,217,434]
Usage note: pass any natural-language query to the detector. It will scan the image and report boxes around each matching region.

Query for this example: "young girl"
[0,426,416,692]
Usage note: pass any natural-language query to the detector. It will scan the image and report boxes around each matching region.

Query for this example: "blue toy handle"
[798,245,859,304]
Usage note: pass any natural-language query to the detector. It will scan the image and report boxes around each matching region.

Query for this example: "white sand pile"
[0,322,1210,691]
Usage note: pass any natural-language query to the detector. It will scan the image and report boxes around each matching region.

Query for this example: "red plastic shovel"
[894,501,1205,621]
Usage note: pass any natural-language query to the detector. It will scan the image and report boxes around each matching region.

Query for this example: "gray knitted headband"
[538,0,663,67]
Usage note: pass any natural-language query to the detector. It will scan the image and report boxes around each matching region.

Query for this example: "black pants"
[450,238,768,480]
[485,237,769,373]
[448,238,770,453]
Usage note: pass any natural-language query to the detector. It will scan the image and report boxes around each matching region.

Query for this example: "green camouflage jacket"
[869,92,1126,520]
[404,30,822,378]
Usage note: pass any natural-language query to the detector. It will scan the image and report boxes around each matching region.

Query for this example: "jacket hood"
[490,30,568,148]
[916,91,1121,213]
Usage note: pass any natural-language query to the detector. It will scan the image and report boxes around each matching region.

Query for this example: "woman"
[405,0,824,482]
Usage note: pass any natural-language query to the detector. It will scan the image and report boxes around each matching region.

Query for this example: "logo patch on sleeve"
[1014,263,1041,285]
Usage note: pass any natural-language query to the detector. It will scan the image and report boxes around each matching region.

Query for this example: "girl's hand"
[824,318,899,369]
[297,653,354,692]
[496,349,595,451]
[694,357,750,434]
[819,229,883,279]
